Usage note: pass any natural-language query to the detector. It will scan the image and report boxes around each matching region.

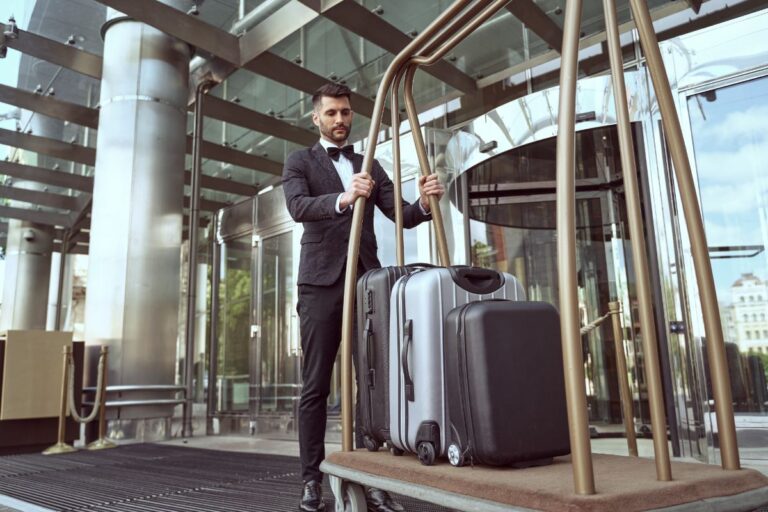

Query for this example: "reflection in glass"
[686,75,768,460]
[216,235,252,412]
[256,232,299,422]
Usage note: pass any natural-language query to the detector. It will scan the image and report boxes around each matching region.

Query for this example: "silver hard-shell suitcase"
[388,265,525,464]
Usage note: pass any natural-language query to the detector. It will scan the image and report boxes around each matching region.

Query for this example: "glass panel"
[374,178,419,267]
[216,234,252,412]
[686,75,768,462]
[452,11,526,79]
[256,231,299,425]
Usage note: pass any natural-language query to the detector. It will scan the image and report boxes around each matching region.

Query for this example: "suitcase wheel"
[363,435,381,452]
[417,442,436,466]
[447,443,465,467]
[389,444,404,457]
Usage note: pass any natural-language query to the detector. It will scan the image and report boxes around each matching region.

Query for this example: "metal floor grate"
[0,444,455,511]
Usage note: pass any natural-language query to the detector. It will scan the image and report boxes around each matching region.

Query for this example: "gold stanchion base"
[87,438,117,451]
[42,442,77,455]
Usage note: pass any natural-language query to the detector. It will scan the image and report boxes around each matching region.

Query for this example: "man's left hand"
[418,174,445,212]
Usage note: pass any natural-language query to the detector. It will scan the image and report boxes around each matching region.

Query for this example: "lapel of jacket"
[311,142,344,192]
[352,153,363,175]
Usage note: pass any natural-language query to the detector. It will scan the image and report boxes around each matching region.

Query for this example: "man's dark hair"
[312,83,352,110]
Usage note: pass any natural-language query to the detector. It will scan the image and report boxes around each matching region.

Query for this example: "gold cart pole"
[43,345,76,455]
[390,0,490,265]
[609,302,639,457]
[402,65,450,267]
[555,0,595,495]
[603,0,670,479]
[339,0,473,451]
[88,346,116,450]
[391,67,406,266]
[628,0,740,470]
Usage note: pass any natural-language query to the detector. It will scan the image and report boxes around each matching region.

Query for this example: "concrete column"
[84,2,192,417]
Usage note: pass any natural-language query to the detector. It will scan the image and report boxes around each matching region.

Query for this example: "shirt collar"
[319,138,348,151]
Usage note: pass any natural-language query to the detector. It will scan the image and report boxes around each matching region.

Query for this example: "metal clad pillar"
[84,3,192,413]
[0,113,59,331]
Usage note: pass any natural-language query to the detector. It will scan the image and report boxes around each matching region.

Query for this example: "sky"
[686,75,768,303]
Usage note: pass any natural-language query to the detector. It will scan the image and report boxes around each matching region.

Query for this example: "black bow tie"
[326,145,354,161]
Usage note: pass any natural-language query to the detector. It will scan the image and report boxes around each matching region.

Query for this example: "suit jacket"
[282,142,431,286]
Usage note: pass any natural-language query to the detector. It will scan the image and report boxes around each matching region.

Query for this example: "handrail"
[83,384,186,393]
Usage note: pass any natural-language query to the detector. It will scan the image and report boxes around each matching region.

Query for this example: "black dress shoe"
[300,480,326,512]
[365,488,405,512]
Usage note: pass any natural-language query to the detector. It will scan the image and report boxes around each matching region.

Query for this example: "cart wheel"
[341,482,367,512]
[417,442,436,466]
[447,443,464,467]
[363,435,381,452]
[389,444,404,456]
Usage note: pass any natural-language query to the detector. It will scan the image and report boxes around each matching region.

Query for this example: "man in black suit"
[282,83,444,512]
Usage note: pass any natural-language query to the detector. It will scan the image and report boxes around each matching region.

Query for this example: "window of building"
[763,330,768,338]
[746,331,752,339]
[741,297,746,302]
[750,296,755,302]
[754,314,758,321]
[762,313,766,321]
[744,314,749,321]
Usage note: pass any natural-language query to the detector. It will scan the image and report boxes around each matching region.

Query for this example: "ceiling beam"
[0,205,72,227]
[186,136,283,176]
[0,84,99,129]
[244,52,392,123]
[91,0,241,65]
[0,159,256,198]
[54,242,90,254]
[0,23,102,79]
[238,1,319,65]
[308,0,477,94]
[183,195,229,212]
[0,160,93,192]
[201,95,317,147]
[184,170,258,197]
[0,185,80,211]
[0,129,96,166]
[506,0,563,53]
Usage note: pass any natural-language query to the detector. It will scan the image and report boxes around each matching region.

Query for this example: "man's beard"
[322,123,350,143]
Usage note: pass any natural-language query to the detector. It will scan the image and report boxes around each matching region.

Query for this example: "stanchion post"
[88,346,116,450]
[609,302,639,457]
[43,345,76,455]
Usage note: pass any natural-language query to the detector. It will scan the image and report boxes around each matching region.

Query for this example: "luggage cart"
[326,0,768,511]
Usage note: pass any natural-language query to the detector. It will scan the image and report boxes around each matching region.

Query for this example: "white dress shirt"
[319,138,354,214]
[318,138,431,216]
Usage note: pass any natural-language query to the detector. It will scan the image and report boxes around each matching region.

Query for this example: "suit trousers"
[297,265,365,483]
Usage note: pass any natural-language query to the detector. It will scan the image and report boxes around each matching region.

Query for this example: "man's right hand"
[339,172,375,210]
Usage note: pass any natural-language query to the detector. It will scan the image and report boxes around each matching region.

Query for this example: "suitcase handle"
[449,266,503,295]
[364,318,375,388]
[402,319,414,402]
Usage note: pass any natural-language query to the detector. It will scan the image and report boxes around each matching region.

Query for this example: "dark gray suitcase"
[355,264,432,451]
[443,300,570,467]
[388,266,525,464]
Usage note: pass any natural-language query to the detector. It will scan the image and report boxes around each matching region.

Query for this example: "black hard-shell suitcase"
[355,264,431,451]
[443,300,571,467]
